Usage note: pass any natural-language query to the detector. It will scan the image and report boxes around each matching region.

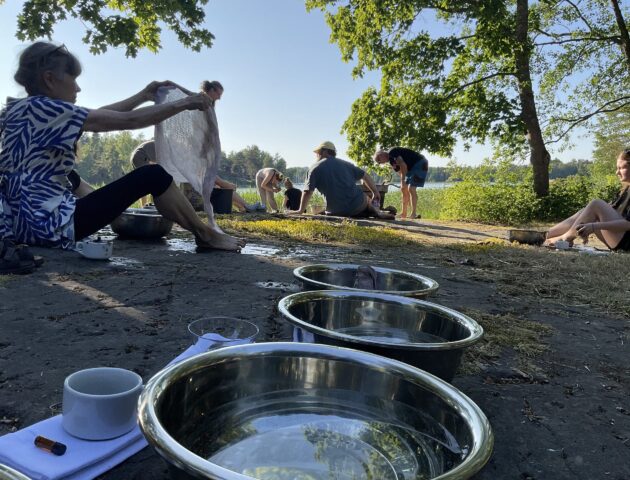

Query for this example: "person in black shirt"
[283,178,302,211]
[374,147,429,219]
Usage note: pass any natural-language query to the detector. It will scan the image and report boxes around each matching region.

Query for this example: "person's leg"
[229,190,247,212]
[545,210,582,243]
[556,200,625,247]
[400,184,410,218]
[255,174,266,209]
[267,190,279,212]
[410,187,418,218]
[74,165,173,240]
[153,184,245,250]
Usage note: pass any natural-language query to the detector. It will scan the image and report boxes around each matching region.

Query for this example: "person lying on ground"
[544,149,630,251]
[290,141,394,220]
[130,140,258,213]
[283,178,302,211]
[374,147,429,219]
[0,41,245,253]
[255,168,284,213]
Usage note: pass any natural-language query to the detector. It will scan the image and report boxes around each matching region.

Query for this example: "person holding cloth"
[292,141,394,219]
[374,147,429,219]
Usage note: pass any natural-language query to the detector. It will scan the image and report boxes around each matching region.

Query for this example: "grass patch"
[217,216,414,247]
[459,309,554,375]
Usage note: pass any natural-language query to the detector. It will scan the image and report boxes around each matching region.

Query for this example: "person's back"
[284,187,302,211]
[306,156,365,216]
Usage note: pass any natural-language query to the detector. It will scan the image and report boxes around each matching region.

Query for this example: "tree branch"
[548,96,630,143]
[535,35,620,46]
[445,71,515,98]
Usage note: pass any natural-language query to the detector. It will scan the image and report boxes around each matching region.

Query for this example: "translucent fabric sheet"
[154,88,222,231]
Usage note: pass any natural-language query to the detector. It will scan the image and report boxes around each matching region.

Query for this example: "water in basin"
[334,326,446,344]
[188,392,464,480]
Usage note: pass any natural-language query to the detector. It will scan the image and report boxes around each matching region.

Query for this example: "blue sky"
[0,0,591,169]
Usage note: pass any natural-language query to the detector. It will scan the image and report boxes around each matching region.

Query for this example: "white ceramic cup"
[75,238,113,260]
[62,367,143,440]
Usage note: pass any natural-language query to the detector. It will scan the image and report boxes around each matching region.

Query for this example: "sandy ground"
[0,218,628,480]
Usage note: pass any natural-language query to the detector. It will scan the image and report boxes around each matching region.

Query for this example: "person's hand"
[141,80,184,102]
[576,222,596,240]
[273,187,281,193]
[182,93,213,111]
[372,192,381,204]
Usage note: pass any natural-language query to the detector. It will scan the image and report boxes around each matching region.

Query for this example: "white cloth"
[154,88,222,231]
[0,335,251,480]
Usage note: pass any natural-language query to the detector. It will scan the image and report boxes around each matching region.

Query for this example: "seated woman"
[544,149,630,250]
[0,41,245,253]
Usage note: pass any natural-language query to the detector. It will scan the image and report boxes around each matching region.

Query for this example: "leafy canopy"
[4,0,214,57]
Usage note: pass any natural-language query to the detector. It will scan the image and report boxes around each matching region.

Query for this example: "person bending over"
[292,141,394,219]
[374,147,429,219]
[0,41,244,252]
[255,168,284,213]
[544,149,630,250]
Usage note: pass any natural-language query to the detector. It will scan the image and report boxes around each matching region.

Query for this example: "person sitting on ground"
[374,147,429,219]
[283,178,302,211]
[292,141,394,219]
[0,41,245,255]
[255,168,284,213]
[544,149,630,250]
[130,140,258,213]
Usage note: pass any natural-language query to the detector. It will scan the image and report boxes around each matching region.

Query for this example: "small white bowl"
[75,238,113,260]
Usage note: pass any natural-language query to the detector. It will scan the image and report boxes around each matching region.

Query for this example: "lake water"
[240,182,449,194]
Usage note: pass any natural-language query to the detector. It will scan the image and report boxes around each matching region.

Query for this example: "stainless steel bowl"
[138,342,493,480]
[0,464,31,480]
[110,208,174,239]
[294,264,439,299]
[279,290,483,381]
[508,229,546,245]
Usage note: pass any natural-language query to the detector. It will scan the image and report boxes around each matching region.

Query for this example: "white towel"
[154,87,222,232]
[0,335,250,480]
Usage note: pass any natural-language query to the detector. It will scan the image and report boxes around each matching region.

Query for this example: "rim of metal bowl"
[293,263,439,297]
[138,342,494,480]
[0,464,31,480]
[278,290,483,351]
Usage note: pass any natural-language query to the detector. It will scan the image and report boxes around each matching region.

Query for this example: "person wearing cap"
[292,141,394,219]
[374,147,429,219]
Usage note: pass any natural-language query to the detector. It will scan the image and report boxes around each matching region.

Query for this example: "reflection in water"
[335,326,446,344]
[193,393,463,479]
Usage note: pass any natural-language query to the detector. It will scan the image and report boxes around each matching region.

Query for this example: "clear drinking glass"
[188,317,259,352]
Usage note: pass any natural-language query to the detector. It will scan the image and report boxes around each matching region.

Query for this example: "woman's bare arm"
[99,81,195,112]
[84,94,211,132]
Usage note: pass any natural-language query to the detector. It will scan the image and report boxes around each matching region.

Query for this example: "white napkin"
[0,336,249,480]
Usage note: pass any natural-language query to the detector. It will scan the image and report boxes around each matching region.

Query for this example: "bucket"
[180,184,233,214]
[210,188,233,214]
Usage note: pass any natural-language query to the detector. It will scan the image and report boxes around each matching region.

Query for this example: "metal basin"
[508,229,546,245]
[110,207,174,239]
[138,342,493,480]
[278,290,483,381]
[294,264,439,299]
[0,464,31,480]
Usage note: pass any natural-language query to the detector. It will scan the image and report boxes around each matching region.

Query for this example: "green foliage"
[76,131,145,184]
[220,146,287,187]
[12,0,214,57]
[591,108,630,178]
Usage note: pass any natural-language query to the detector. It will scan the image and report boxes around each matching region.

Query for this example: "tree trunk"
[514,0,549,197]
[610,0,630,71]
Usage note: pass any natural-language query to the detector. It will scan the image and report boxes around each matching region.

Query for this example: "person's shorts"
[405,162,427,188]
[613,231,630,251]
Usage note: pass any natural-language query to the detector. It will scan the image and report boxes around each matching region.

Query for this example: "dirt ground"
[0,217,628,480]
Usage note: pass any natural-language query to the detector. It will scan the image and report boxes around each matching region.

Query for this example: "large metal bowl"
[294,264,439,299]
[110,207,174,239]
[138,342,493,480]
[0,464,31,480]
[279,290,483,381]
[508,229,546,245]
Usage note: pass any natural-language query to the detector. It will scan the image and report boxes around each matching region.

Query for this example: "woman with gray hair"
[0,41,244,256]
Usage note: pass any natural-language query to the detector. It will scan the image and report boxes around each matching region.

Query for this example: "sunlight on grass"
[218,216,415,247]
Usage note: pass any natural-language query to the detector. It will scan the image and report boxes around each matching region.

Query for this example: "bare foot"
[196,231,246,252]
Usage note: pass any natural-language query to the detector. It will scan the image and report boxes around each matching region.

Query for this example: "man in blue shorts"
[374,147,429,219]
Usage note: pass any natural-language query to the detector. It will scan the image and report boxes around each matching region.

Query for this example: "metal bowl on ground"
[0,464,31,480]
[110,207,173,239]
[278,290,483,381]
[138,342,494,480]
[508,229,547,245]
[294,263,439,299]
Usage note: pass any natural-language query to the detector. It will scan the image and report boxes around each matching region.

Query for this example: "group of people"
[0,41,629,276]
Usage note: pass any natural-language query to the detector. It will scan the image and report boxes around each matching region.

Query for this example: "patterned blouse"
[0,96,88,249]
